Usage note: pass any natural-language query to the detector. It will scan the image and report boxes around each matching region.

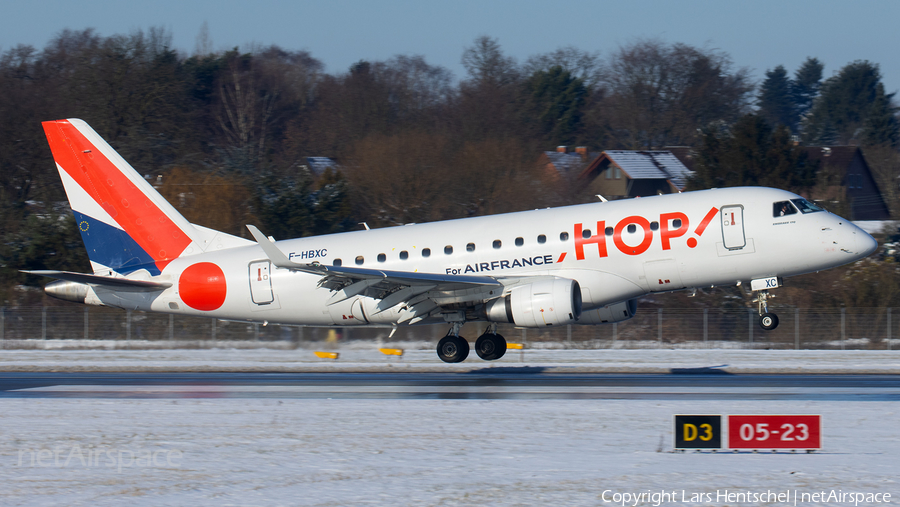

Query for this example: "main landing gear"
[475,324,506,361]
[754,290,779,331]
[436,323,507,363]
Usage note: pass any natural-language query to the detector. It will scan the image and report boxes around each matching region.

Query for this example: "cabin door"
[249,260,274,305]
[720,205,746,250]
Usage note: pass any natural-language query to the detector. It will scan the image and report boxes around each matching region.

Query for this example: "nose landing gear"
[754,290,779,330]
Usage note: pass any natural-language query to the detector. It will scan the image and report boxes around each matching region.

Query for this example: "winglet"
[246,225,295,269]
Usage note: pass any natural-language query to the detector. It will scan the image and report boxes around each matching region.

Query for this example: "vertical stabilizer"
[42,119,215,275]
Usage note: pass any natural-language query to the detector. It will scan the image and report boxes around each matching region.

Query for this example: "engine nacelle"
[485,278,582,327]
[577,299,638,324]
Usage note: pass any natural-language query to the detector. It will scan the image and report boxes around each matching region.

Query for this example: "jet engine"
[485,277,582,327]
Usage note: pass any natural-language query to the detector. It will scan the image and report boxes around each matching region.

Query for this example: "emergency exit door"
[720,205,746,250]
[249,260,274,304]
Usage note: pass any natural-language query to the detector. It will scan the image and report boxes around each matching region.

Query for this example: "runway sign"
[728,415,821,449]
[673,415,722,449]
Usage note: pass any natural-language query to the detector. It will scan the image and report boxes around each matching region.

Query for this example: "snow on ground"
[1,347,900,373]
[1,349,899,505]
[0,398,898,506]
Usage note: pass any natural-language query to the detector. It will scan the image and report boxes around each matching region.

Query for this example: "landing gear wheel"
[759,313,779,331]
[475,333,507,361]
[437,335,469,363]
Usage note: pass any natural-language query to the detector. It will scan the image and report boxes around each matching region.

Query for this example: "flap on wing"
[246,224,501,290]
[22,270,172,291]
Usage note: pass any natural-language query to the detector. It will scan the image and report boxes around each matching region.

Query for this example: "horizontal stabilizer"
[22,270,172,291]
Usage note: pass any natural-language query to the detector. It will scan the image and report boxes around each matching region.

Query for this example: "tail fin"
[43,119,215,276]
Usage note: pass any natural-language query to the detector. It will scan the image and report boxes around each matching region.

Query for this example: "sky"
[2,0,899,96]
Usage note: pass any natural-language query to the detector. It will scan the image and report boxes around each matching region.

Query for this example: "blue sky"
[3,0,899,96]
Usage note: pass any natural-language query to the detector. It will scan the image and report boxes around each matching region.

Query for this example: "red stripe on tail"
[42,120,191,271]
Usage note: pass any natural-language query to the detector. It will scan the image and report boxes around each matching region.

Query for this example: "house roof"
[543,151,601,177]
[798,146,858,168]
[584,150,694,189]
[305,157,339,175]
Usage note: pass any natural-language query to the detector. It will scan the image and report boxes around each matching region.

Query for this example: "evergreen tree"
[758,65,797,131]
[792,57,824,119]
[520,66,586,146]
[861,82,899,148]
[802,60,889,145]
[689,114,815,191]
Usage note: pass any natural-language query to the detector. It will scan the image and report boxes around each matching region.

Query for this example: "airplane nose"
[856,230,878,257]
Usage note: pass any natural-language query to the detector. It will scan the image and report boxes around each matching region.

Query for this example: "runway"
[3,371,899,400]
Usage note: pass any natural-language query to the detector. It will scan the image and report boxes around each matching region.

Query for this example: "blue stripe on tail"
[73,211,161,276]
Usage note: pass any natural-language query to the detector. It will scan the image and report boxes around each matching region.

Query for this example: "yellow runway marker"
[379,348,404,356]
[314,351,339,360]
[506,343,524,350]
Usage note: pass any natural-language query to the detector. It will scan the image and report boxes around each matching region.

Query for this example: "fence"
[0,306,897,350]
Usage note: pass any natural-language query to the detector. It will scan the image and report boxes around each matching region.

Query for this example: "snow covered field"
[1,397,898,506]
[1,350,899,506]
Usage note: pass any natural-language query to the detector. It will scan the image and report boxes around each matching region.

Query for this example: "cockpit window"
[791,198,824,214]
[773,201,798,217]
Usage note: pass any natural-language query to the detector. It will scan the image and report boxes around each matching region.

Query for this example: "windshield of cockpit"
[791,198,824,214]
[773,199,824,217]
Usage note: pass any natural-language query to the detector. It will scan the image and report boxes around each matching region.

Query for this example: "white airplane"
[26,119,878,362]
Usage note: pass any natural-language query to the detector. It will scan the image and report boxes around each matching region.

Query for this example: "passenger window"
[493,240,502,249]
[355,256,364,265]
[399,251,408,260]
[773,201,798,217]
[650,222,659,231]
[582,229,592,239]
[605,227,613,236]
[333,259,342,267]
[422,248,431,258]
[537,234,546,244]
[377,253,386,263]
[444,245,453,255]
[515,237,524,247]
[466,243,475,252]
[560,232,569,241]
[672,219,682,228]
[626,224,636,234]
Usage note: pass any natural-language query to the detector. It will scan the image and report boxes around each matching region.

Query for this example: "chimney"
[575,146,588,160]
[556,146,568,153]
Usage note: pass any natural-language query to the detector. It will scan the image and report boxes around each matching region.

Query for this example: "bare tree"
[602,39,753,149]
[523,46,605,91]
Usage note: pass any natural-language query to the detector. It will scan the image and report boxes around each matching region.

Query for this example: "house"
[540,146,601,181]
[800,146,890,220]
[577,150,694,199]
[303,157,340,176]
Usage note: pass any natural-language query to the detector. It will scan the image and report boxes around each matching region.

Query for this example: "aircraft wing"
[22,270,172,291]
[247,225,506,323]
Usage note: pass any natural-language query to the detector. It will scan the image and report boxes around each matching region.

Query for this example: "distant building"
[800,146,890,220]
[539,146,601,181]
[577,150,694,199]
[303,157,341,176]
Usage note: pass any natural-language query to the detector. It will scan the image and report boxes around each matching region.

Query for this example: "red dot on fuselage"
[179,262,227,311]
[687,237,698,248]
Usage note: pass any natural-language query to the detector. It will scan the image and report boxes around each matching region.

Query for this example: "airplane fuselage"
[91,186,872,327]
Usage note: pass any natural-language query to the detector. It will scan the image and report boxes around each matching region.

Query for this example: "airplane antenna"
[595,194,608,202]
[359,222,370,230]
